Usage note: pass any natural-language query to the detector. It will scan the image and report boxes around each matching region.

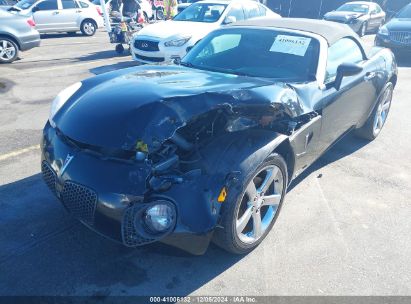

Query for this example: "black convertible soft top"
[230,18,360,46]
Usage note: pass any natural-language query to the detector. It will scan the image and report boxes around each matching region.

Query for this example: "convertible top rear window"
[182,28,320,81]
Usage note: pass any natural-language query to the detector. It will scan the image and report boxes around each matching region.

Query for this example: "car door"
[32,0,60,32]
[319,38,378,148]
[223,2,245,24]
[242,1,263,20]
[57,0,80,30]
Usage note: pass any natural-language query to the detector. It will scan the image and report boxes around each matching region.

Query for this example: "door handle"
[76,10,82,13]
[52,11,59,15]
[364,72,376,81]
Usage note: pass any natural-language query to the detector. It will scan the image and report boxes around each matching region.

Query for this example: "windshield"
[337,3,369,13]
[397,5,411,18]
[174,3,227,23]
[182,28,320,81]
[14,0,36,9]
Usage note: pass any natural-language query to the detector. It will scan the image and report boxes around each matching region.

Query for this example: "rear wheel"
[115,44,125,54]
[213,154,287,254]
[0,37,18,64]
[156,8,164,20]
[355,82,393,141]
[80,20,97,36]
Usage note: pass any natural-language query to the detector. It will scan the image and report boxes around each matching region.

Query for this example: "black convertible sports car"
[41,18,397,255]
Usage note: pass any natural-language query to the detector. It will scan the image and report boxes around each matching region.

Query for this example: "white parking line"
[0,145,40,162]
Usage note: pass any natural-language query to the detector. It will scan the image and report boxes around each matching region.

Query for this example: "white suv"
[9,0,104,36]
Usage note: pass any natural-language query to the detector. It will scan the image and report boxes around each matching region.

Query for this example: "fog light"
[144,202,175,233]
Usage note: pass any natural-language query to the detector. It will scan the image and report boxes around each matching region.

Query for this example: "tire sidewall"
[81,20,97,36]
[0,38,18,64]
[372,82,393,138]
[223,154,288,254]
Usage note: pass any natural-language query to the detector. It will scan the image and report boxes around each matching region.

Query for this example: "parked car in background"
[0,9,40,63]
[8,0,104,36]
[131,0,280,64]
[177,0,200,14]
[0,0,17,9]
[41,18,397,255]
[323,1,385,36]
[375,3,411,54]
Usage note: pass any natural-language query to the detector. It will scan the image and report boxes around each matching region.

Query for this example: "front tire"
[0,37,19,64]
[213,154,288,254]
[80,20,97,36]
[355,82,393,141]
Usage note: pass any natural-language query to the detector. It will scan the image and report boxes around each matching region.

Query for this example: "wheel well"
[273,139,295,185]
[81,18,97,28]
[0,34,21,50]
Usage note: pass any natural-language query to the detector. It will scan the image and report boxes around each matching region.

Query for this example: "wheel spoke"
[259,167,278,193]
[377,115,383,129]
[382,102,390,111]
[236,206,253,234]
[246,181,257,200]
[262,194,281,206]
[252,212,262,238]
[2,41,7,48]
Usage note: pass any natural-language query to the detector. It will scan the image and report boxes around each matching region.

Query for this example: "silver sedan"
[0,9,41,63]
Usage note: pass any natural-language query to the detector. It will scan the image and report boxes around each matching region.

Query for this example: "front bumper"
[41,122,216,254]
[375,35,411,53]
[130,37,190,64]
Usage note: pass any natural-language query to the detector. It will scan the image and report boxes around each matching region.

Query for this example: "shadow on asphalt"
[396,54,411,68]
[0,173,242,296]
[288,132,369,191]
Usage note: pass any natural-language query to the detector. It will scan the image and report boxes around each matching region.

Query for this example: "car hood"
[386,18,411,31]
[324,11,365,21]
[136,20,219,40]
[55,65,308,151]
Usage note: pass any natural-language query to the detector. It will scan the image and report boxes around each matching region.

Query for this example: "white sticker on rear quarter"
[269,35,312,56]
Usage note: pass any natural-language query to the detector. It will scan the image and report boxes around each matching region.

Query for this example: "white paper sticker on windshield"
[269,35,312,56]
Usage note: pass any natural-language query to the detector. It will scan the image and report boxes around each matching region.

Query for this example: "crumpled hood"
[136,20,219,40]
[54,65,302,151]
[325,11,365,22]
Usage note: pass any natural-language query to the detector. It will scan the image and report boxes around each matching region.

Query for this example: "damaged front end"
[41,65,322,254]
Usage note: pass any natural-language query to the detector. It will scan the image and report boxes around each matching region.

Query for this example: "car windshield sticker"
[269,35,312,56]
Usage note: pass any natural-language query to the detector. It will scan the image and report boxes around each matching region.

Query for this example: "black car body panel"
[41,19,398,254]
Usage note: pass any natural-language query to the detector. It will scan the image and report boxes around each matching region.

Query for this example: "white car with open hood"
[130,0,280,63]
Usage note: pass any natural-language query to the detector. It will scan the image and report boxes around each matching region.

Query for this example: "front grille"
[41,161,57,195]
[389,31,411,45]
[134,39,159,51]
[135,53,165,62]
[61,181,97,226]
[122,205,156,247]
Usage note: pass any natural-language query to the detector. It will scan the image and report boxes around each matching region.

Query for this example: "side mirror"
[173,57,181,65]
[223,15,236,25]
[334,62,363,91]
[32,6,40,12]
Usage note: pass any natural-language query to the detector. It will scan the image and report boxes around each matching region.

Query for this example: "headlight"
[378,25,389,36]
[164,37,191,47]
[144,202,176,233]
[49,82,82,127]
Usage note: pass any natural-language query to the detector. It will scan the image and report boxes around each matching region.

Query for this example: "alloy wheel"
[236,165,284,244]
[83,22,96,35]
[0,40,16,61]
[373,85,393,136]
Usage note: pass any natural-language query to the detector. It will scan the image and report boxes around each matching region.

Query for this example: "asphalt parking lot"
[0,30,410,297]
